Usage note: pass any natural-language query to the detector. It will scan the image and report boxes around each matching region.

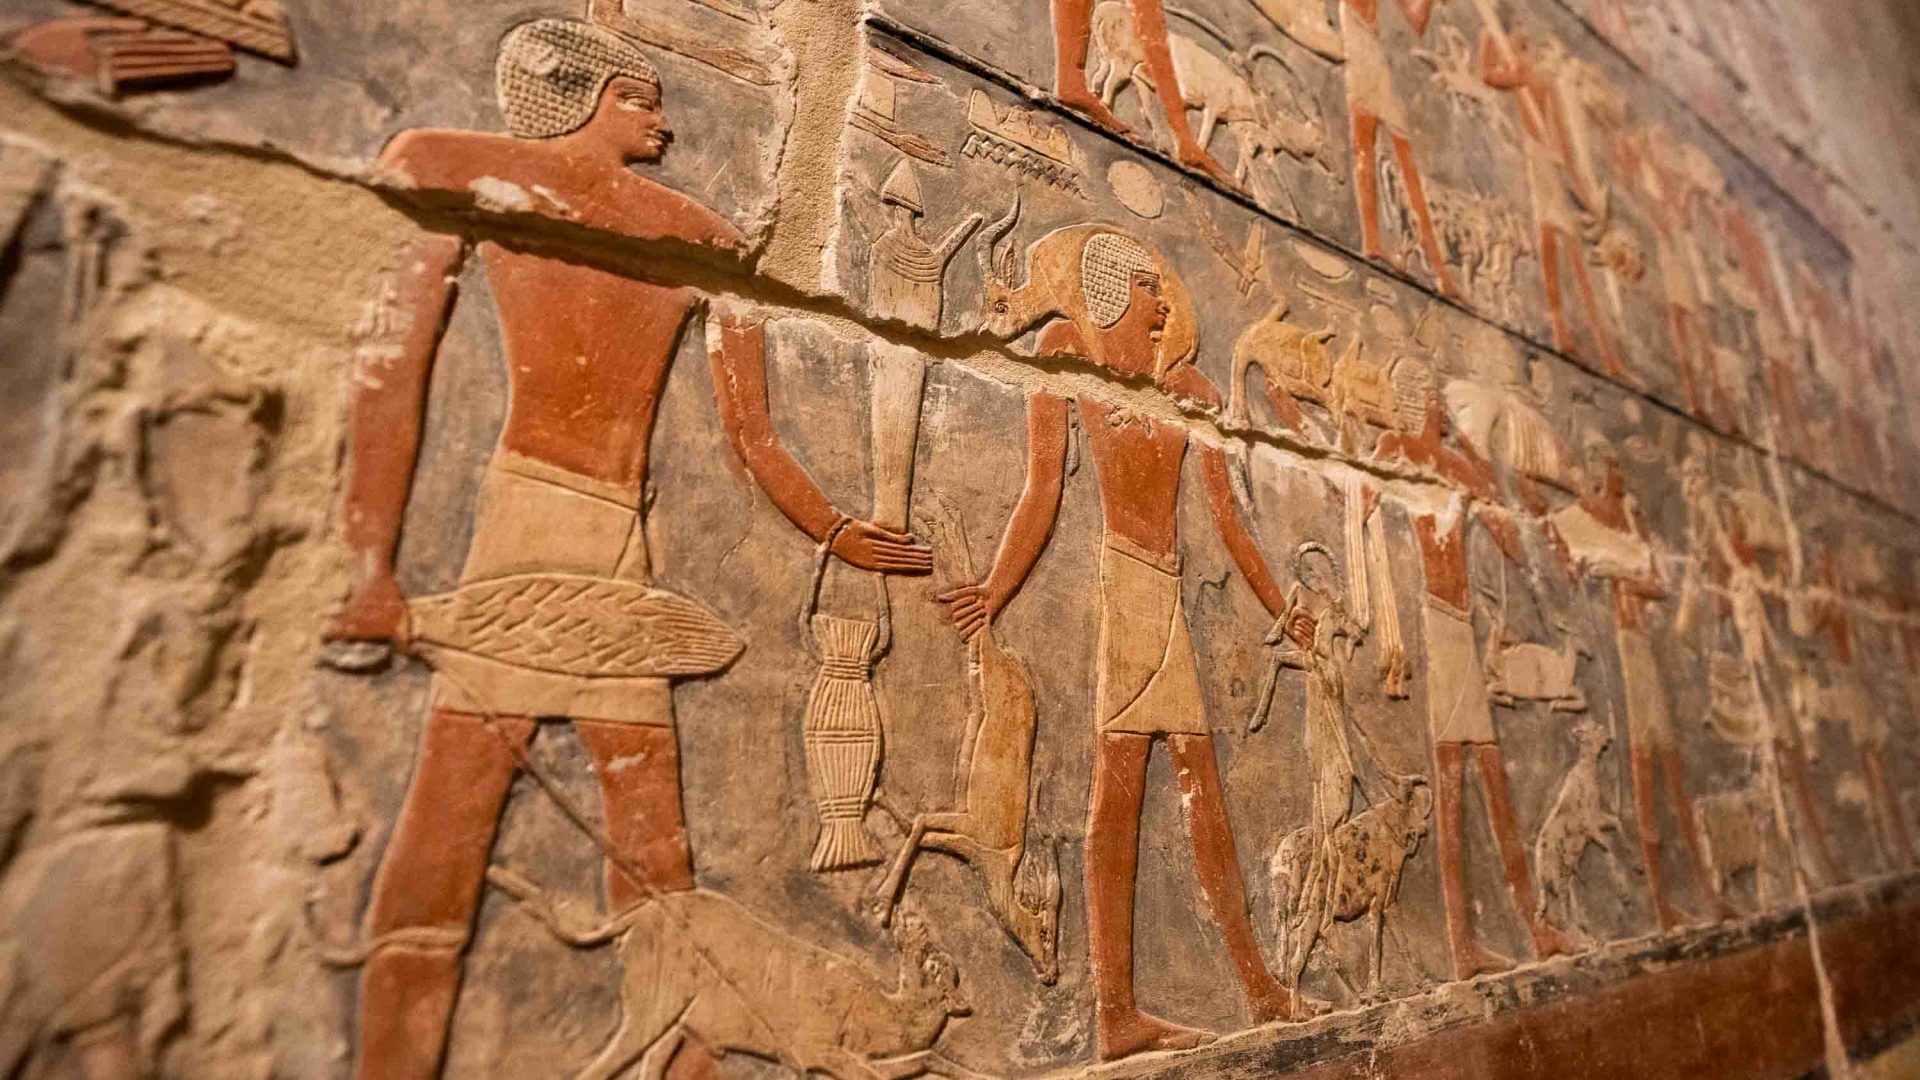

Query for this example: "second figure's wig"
[497,18,659,140]
[1079,232,1158,329]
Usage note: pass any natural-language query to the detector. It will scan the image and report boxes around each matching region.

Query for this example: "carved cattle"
[1270,773,1433,1002]
[489,871,982,1080]
[1087,2,1321,185]
[1327,338,1398,431]
[1695,786,1789,911]
[1226,301,1334,434]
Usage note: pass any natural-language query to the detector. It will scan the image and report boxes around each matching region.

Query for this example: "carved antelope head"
[1009,837,1063,985]
[974,194,1028,339]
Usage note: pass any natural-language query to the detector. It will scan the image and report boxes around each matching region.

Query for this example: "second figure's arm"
[941,392,1071,640]
[1199,443,1290,617]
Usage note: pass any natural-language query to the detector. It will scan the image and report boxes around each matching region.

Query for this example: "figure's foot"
[1178,143,1240,189]
[1435,267,1463,300]
[1058,87,1131,137]
[1096,1007,1215,1061]
[1450,943,1514,981]
[1247,981,1327,1024]
[1709,894,1738,922]
[1530,918,1577,960]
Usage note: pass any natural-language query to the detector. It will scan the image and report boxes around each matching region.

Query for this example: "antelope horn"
[976,192,1021,285]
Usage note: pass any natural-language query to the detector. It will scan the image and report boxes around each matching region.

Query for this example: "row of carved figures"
[281,13,1920,1080]
[1038,0,1894,493]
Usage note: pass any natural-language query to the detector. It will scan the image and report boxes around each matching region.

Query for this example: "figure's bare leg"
[1661,743,1735,921]
[1169,734,1297,1023]
[1434,742,1512,980]
[1089,733,1213,1060]
[1053,0,1131,133]
[577,712,728,1080]
[578,715,696,910]
[1352,110,1385,260]
[1390,133,1460,298]
[1127,0,1236,185]
[1540,226,1573,355]
[1474,743,1573,960]
[1775,737,1846,887]
[355,708,535,1080]
[1567,241,1629,381]
[1630,742,1689,930]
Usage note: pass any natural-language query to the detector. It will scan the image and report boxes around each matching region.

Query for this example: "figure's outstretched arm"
[1200,444,1289,616]
[708,309,931,574]
[327,233,466,644]
[1160,360,1225,411]
[941,392,1070,639]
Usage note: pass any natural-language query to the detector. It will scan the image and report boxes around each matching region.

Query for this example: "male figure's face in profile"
[1103,269,1169,378]
[593,75,673,162]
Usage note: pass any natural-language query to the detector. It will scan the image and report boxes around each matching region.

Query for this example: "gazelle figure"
[873,494,1062,984]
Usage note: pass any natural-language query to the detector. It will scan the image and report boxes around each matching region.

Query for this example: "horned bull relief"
[274,5,1920,1080]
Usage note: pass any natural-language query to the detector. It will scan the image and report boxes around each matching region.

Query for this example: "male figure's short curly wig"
[496,18,660,140]
[1078,232,1158,329]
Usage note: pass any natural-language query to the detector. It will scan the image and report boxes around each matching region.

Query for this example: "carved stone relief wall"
[2,0,1920,1077]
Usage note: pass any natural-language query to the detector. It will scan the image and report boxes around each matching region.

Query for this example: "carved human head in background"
[1079,231,1172,379]
[1080,232,1157,330]
[497,18,663,142]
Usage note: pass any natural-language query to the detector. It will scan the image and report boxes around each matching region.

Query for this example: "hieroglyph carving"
[860,159,983,331]
[852,50,955,168]
[962,92,1088,197]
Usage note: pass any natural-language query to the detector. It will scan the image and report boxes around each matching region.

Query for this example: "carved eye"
[991,300,1009,314]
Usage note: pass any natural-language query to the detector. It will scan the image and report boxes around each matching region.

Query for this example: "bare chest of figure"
[480,241,698,498]
[1079,397,1188,558]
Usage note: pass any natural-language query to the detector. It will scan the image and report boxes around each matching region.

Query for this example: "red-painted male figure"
[955,230,1301,1059]
[326,19,929,1080]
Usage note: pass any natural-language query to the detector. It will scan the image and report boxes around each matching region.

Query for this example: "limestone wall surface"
[2,0,1919,1077]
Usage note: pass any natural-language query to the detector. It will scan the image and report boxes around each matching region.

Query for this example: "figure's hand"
[326,570,410,646]
[937,584,996,642]
[831,520,933,575]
